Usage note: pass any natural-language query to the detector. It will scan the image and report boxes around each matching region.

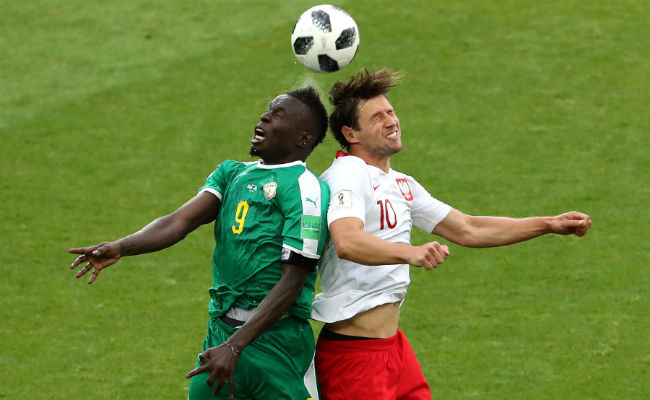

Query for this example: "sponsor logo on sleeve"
[333,190,351,209]
[301,215,321,239]
[281,247,291,261]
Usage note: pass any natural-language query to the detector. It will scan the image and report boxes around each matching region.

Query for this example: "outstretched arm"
[433,209,592,248]
[329,217,450,269]
[69,191,221,283]
[185,262,310,397]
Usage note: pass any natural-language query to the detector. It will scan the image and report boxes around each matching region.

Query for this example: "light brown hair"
[328,68,402,150]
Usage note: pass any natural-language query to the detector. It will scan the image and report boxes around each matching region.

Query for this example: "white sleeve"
[321,160,372,227]
[409,177,452,232]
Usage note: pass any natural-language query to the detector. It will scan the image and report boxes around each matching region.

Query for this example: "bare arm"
[185,262,310,397]
[330,217,449,269]
[433,209,592,248]
[69,191,221,283]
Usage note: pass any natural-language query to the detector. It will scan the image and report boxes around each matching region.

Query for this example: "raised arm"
[69,191,221,283]
[433,209,592,248]
[330,217,449,269]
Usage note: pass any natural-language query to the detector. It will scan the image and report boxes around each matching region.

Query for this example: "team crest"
[395,178,413,201]
[263,182,277,200]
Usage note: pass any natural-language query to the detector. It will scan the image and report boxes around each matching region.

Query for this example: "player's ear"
[297,131,314,148]
[341,125,360,144]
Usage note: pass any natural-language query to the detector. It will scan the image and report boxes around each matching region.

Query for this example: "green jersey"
[199,159,329,320]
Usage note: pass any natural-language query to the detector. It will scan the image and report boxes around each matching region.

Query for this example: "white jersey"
[312,154,452,323]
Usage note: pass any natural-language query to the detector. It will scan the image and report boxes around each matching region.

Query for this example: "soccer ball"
[291,4,360,73]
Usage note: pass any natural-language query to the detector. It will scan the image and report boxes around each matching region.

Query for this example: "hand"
[407,241,450,270]
[550,211,592,237]
[69,242,121,284]
[186,344,241,398]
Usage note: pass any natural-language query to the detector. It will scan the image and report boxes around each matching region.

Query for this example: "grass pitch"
[1,0,648,399]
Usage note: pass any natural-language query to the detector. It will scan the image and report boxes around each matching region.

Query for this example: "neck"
[259,153,308,165]
[349,147,391,172]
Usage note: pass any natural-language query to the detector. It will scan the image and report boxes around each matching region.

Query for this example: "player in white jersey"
[312,68,592,400]
[313,153,452,324]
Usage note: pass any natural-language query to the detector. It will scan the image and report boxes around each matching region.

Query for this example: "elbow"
[446,215,485,248]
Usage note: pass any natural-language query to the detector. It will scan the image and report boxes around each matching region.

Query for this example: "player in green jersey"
[69,86,329,399]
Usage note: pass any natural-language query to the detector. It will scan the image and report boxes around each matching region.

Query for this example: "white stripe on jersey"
[199,187,223,201]
[297,169,323,257]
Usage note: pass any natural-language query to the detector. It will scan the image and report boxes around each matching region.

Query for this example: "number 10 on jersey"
[377,199,397,230]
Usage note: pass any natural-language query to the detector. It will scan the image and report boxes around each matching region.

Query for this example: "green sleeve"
[198,160,240,198]
[279,169,329,259]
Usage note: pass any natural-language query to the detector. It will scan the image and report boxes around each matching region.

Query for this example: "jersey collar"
[256,160,306,169]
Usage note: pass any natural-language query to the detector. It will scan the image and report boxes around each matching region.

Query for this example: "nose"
[260,111,271,122]
[385,114,397,128]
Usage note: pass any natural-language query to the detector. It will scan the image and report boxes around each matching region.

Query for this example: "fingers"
[74,262,101,284]
[413,242,450,269]
[69,245,100,269]
[87,267,101,284]
[70,254,86,269]
[75,262,93,278]
[212,378,225,397]
[185,351,236,398]
[557,211,592,236]
[427,242,449,267]
[69,245,99,256]
[186,351,210,379]
[574,215,592,237]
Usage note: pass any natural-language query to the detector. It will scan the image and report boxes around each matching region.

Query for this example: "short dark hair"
[286,86,328,148]
[328,68,401,150]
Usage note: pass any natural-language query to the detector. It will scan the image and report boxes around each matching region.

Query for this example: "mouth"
[251,127,266,144]
[386,130,399,140]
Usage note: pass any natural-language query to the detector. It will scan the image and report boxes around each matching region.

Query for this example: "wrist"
[223,341,243,355]
[396,243,415,264]
[115,239,132,257]
[542,216,555,234]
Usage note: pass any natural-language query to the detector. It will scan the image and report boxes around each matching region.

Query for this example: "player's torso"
[363,167,415,244]
[219,166,285,241]
[214,164,301,282]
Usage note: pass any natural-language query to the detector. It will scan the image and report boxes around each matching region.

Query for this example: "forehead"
[357,95,393,119]
[268,94,305,112]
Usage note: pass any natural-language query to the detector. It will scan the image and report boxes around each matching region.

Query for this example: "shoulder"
[210,159,256,176]
[320,155,370,184]
[321,155,366,174]
[291,165,330,195]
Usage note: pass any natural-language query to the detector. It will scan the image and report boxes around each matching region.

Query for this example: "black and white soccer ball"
[291,4,360,73]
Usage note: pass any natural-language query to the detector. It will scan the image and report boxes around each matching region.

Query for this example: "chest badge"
[395,178,413,201]
[263,182,277,200]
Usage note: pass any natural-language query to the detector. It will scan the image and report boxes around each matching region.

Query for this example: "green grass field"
[1,0,648,398]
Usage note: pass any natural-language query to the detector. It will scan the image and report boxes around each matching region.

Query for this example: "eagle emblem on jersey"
[396,178,413,201]
[263,182,277,200]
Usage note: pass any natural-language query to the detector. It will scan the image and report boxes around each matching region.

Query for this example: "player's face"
[353,95,402,158]
[250,95,310,164]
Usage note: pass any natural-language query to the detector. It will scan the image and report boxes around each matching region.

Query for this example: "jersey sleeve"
[198,160,239,200]
[409,177,453,232]
[321,158,372,227]
[279,169,330,269]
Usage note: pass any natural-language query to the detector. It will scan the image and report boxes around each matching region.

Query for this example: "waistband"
[219,306,290,328]
[316,329,404,352]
